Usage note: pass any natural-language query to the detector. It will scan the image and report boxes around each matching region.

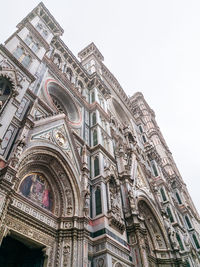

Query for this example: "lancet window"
[95,186,102,215]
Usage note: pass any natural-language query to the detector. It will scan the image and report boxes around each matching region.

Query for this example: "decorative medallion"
[54,130,66,147]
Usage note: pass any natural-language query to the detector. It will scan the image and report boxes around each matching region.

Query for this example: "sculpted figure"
[168,226,179,250]
[128,189,136,211]
[83,190,90,216]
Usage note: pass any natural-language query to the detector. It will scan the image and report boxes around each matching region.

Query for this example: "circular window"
[46,81,81,124]
[112,98,130,124]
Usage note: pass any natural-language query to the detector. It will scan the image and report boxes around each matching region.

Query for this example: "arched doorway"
[0,146,82,266]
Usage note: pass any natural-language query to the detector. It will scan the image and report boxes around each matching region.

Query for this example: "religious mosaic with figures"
[19,173,53,211]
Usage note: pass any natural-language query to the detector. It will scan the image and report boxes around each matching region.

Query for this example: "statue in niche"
[65,188,72,215]
[168,226,179,250]
[83,190,90,216]
[9,135,26,168]
[183,233,191,250]
[53,54,61,68]
[63,243,70,267]
[128,189,136,211]
[97,257,105,267]
[109,178,121,218]
[19,173,53,211]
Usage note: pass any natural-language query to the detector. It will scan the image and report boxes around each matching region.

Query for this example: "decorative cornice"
[78,42,104,62]
[17,2,64,36]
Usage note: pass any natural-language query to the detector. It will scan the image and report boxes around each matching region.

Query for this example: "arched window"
[176,192,182,205]
[93,129,98,146]
[192,234,200,249]
[41,30,48,39]
[176,233,184,251]
[91,91,95,103]
[0,76,12,103]
[66,67,73,82]
[13,47,31,68]
[92,112,96,125]
[24,35,33,46]
[185,215,192,229]
[151,161,158,177]
[13,47,24,60]
[36,23,43,32]
[48,82,80,123]
[160,188,167,202]
[21,55,31,68]
[94,156,100,177]
[36,23,48,39]
[166,207,174,223]
[25,35,40,53]
[142,134,147,143]
[32,42,39,53]
[95,186,102,216]
[139,125,143,133]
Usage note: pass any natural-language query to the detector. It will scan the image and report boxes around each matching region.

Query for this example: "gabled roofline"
[17,2,64,36]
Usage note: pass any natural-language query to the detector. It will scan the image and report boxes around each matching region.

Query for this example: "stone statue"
[168,226,179,250]
[183,233,191,250]
[9,135,26,168]
[128,189,136,211]
[53,54,60,67]
[63,243,70,267]
[83,190,90,217]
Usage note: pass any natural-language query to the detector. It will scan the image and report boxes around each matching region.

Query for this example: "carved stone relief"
[63,242,71,267]
[108,177,125,232]
[138,201,166,250]
[5,215,54,247]
[0,191,6,215]
[31,124,77,168]
[96,256,105,267]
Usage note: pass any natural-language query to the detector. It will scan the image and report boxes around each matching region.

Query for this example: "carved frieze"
[5,215,54,246]
[12,198,58,229]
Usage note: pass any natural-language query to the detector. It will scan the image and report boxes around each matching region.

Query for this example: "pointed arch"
[17,144,82,217]
[138,198,169,251]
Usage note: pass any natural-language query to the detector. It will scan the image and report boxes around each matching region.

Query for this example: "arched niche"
[17,147,81,217]
[138,200,168,251]
[43,79,82,125]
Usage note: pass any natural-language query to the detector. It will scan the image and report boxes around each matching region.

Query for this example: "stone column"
[0,165,17,244]
[135,229,149,267]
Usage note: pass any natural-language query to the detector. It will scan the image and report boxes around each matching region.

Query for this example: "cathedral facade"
[0,2,199,266]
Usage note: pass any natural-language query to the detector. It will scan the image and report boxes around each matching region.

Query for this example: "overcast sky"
[1,0,200,214]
